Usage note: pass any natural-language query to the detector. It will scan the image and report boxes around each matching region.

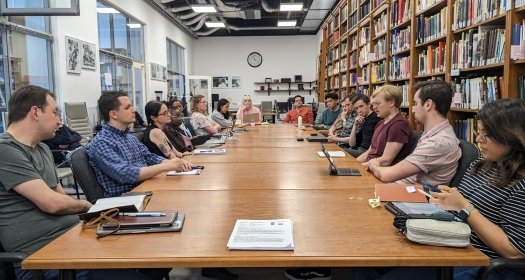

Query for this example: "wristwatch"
[458,203,475,221]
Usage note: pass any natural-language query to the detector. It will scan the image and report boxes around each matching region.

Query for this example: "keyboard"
[336,168,361,176]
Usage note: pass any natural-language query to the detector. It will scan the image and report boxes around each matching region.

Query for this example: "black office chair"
[449,139,480,187]
[0,243,43,280]
[70,147,105,203]
[480,258,525,279]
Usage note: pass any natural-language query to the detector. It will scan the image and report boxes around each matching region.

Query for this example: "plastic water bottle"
[298,116,303,128]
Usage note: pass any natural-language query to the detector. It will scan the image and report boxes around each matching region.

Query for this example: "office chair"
[70,147,105,203]
[480,258,525,280]
[261,101,273,123]
[449,139,480,187]
[64,102,93,146]
[0,243,43,280]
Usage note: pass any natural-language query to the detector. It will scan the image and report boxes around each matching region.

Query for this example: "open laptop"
[242,113,260,124]
[320,143,361,176]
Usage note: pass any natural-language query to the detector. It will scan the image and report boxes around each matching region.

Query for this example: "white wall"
[53,0,194,124]
[192,35,318,109]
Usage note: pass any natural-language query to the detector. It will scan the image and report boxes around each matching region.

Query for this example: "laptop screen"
[243,113,259,124]
[320,143,338,170]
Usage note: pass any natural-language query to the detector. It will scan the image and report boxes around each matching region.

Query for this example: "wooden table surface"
[23,124,489,270]
[23,189,488,269]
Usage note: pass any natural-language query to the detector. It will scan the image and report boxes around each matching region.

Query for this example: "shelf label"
[451,69,460,77]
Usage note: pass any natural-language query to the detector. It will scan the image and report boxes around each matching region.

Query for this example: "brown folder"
[374,183,428,202]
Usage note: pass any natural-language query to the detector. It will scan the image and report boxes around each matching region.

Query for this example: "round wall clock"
[247,52,262,67]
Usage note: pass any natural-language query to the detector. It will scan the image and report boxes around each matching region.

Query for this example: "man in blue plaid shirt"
[88,91,193,197]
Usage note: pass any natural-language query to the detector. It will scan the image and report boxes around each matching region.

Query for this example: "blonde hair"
[372,85,402,108]
[191,95,206,113]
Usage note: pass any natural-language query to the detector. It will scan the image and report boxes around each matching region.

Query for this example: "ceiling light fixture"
[127,23,141,28]
[191,5,217,13]
[277,20,297,27]
[280,3,303,11]
[96,7,120,13]
[205,22,225,28]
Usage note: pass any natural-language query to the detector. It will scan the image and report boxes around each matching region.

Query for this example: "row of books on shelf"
[399,83,410,107]
[415,8,447,45]
[349,13,358,29]
[452,27,505,69]
[511,22,525,60]
[451,76,501,110]
[518,76,525,100]
[390,0,411,27]
[359,44,371,64]
[452,0,507,31]
[517,0,525,8]
[417,43,446,75]
[391,28,411,54]
[374,38,387,58]
[390,56,410,79]
[454,118,479,143]
[360,27,370,43]
[371,61,387,82]
[416,0,444,13]
[359,1,371,20]
[373,12,388,36]
[330,30,340,45]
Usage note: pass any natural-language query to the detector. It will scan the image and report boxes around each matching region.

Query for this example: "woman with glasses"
[190,95,221,136]
[143,101,190,159]
[211,98,233,128]
[352,99,525,280]
[236,95,262,124]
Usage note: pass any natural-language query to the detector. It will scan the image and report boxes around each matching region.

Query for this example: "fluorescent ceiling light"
[280,3,303,11]
[96,7,120,13]
[205,22,225,28]
[192,5,217,13]
[127,23,141,28]
[278,20,297,27]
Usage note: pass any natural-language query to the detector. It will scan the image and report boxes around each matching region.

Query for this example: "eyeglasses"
[36,106,61,117]
[82,208,121,239]
[371,102,383,106]
[474,128,489,143]
[158,111,171,116]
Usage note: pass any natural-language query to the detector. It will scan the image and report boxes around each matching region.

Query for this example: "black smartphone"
[311,133,318,136]
[420,179,440,193]
[193,166,205,169]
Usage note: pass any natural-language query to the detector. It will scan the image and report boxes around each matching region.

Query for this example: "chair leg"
[73,177,80,199]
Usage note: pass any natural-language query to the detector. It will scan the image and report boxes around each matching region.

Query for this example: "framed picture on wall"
[212,76,229,88]
[65,36,81,74]
[150,63,167,81]
[231,76,241,88]
[80,41,96,70]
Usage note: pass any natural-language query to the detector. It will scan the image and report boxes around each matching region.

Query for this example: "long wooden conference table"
[22,124,489,278]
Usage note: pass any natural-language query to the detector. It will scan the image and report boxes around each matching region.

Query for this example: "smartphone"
[193,166,205,170]
[420,179,441,193]
[311,133,318,136]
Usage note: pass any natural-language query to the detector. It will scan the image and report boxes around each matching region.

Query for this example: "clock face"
[247,52,262,67]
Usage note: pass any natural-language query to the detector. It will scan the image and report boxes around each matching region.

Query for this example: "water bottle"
[298,116,303,128]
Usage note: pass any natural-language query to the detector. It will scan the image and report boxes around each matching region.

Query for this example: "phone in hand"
[420,179,441,193]
[193,166,205,170]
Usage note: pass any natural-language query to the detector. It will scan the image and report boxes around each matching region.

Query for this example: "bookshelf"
[254,81,316,96]
[317,0,519,135]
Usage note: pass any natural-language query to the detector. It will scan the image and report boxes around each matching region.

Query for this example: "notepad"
[227,219,294,250]
[167,169,202,176]
[317,151,346,158]
[193,148,226,155]
[87,195,146,213]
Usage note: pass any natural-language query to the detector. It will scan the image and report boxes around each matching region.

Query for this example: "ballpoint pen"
[120,213,166,217]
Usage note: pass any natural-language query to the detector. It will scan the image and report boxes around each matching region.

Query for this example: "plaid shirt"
[337,111,358,137]
[87,124,164,197]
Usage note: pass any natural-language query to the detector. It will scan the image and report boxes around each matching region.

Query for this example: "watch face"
[247,52,262,67]
[458,210,468,220]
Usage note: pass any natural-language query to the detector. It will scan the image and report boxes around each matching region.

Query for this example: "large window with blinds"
[166,39,185,101]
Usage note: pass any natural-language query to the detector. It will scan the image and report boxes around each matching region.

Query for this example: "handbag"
[394,216,471,247]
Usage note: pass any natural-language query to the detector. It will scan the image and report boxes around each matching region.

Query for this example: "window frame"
[0,0,79,16]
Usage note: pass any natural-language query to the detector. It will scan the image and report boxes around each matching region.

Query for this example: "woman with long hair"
[189,95,221,136]
[210,98,233,128]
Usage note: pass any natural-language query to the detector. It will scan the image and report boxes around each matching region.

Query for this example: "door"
[186,75,212,113]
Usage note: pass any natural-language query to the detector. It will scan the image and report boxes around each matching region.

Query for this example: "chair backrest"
[392,130,422,165]
[131,130,145,142]
[261,101,273,113]
[182,117,196,137]
[65,102,93,146]
[70,147,105,202]
[449,139,480,187]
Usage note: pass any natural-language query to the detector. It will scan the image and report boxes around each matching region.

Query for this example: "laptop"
[243,113,260,124]
[320,143,361,176]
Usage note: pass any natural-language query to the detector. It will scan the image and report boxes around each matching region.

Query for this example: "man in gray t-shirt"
[0,85,92,278]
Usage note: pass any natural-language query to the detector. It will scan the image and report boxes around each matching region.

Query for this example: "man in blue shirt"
[88,91,193,197]
[315,92,341,130]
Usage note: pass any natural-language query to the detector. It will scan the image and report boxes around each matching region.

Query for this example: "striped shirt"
[336,111,357,137]
[459,158,525,259]
[87,124,164,197]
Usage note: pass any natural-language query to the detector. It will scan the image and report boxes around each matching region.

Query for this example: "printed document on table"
[317,151,346,158]
[227,219,294,250]
[167,169,201,176]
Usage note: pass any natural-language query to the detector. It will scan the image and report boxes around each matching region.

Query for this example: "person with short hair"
[282,95,314,125]
[211,98,233,128]
[315,92,341,129]
[190,95,222,136]
[357,85,413,167]
[368,80,461,185]
[42,114,82,165]
[88,91,192,197]
[236,95,262,124]
[327,93,358,142]
[344,94,380,158]
[0,85,92,279]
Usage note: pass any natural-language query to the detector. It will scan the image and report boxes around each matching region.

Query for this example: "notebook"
[243,113,260,124]
[320,143,361,176]
[374,183,428,202]
[96,212,185,235]
[79,195,148,220]
[307,136,328,142]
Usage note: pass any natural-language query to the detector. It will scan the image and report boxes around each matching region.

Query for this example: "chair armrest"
[480,257,525,280]
[0,251,28,263]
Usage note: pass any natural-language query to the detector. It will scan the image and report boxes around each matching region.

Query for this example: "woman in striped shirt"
[431,99,525,279]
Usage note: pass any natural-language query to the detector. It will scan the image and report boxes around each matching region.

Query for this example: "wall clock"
[247,52,262,67]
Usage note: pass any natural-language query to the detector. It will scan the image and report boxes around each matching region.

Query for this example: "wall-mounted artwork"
[150,63,167,81]
[231,76,241,88]
[65,36,81,74]
[80,41,96,70]
[212,76,241,89]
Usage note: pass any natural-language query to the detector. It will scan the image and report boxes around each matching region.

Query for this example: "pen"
[120,213,166,217]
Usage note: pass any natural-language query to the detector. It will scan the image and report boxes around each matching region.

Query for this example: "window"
[0,0,79,16]
[166,39,185,101]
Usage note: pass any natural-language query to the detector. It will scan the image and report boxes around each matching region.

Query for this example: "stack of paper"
[167,169,202,176]
[317,151,346,158]
[193,149,226,155]
[227,219,294,250]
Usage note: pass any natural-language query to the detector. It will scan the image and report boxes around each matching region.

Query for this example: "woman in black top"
[143,101,191,159]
